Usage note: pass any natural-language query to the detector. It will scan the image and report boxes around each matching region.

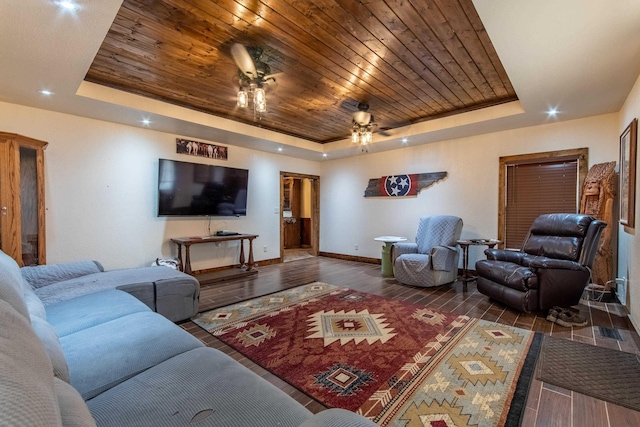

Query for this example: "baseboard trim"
[628,313,640,336]
[318,252,380,264]
[257,258,282,267]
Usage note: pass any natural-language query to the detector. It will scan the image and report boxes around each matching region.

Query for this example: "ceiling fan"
[230,43,279,118]
[351,102,409,140]
[351,103,378,144]
[230,43,278,87]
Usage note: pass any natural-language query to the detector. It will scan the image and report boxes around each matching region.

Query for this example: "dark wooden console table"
[171,234,258,284]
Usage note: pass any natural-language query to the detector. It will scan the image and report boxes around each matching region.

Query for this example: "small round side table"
[374,236,407,277]
[456,239,501,291]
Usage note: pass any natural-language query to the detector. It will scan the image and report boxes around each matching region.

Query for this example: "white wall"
[0,101,622,279]
[618,73,640,330]
[0,101,321,270]
[320,114,619,266]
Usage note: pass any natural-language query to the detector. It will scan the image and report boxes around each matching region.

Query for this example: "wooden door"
[0,132,47,266]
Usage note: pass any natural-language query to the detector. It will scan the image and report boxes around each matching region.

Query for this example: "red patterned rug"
[192,282,540,426]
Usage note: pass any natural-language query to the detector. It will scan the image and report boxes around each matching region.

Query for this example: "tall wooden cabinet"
[0,133,47,266]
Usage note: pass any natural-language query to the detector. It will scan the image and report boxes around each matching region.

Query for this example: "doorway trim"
[280,172,320,262]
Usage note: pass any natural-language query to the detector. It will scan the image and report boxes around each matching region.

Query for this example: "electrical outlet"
[616,277,627,305]
[355,244,358,251]
[263,245,267,253]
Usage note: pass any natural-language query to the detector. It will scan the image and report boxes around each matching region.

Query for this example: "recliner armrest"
[391,242,418,262]
[430,245,458,271]
[484,249,525,264]
[524,256,586,271]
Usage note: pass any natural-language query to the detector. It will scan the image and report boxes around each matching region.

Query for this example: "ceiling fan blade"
[263,80,278,93]
[377,118,412,136]
[230,43,257,79]
[262,72,283,83]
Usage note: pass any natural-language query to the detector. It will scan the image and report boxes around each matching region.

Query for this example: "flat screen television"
[157,158,248,216]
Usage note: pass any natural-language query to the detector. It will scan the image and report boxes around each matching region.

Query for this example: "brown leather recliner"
[475,213,606,313]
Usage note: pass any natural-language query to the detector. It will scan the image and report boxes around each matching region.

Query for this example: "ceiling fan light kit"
[254,87,266,113]
[237,82,267,117]
[351,103,376,145]
[237,89,248,108]
[351,123,374,145]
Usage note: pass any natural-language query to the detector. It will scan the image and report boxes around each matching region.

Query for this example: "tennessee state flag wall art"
[364,172,447,197]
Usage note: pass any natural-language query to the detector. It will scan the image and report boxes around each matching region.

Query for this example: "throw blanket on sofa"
[21,260,103,289]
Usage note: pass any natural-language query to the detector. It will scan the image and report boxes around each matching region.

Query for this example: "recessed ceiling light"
[277,147,283,152]
[547,108,559,117]
[56,1,78,10]
[39,90,53,96]
[141,119,151,126]
[322,153,328,158]
[401,138,408,144]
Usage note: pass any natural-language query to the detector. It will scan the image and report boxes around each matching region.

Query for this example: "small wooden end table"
[457,239,501,291]
[374,236,407,277]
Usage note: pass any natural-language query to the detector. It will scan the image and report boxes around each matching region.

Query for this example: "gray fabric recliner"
[391,215,463,287]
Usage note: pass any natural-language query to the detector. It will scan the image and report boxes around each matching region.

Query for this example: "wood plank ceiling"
[86,0,518,143]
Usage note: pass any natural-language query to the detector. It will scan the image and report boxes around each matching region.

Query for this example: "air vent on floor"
[599,326,623,341]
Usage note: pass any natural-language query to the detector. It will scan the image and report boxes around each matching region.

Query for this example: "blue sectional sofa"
[21,259,200,322]
[0,249,377,427]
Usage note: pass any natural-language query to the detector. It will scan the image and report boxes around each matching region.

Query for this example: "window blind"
[505,160,578,249]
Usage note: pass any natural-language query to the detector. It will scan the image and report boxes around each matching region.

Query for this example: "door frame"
[280,172,320,261]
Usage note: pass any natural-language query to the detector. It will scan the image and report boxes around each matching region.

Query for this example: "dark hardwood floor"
[180,256,640,426]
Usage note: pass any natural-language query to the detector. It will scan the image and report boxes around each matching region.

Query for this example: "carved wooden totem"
[579,162,616,286]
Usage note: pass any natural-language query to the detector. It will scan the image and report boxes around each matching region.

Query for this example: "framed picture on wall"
[176,138,228,160]
[619,118,637,228]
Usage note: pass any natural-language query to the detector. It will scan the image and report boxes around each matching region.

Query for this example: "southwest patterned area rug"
[192,282,540,426]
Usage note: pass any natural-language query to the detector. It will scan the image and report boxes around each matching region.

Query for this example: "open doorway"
[280,172,320,262]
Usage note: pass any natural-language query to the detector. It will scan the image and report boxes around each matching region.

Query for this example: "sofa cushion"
[31,316,70,383]
[0,300,62,427]
[24,284,47,320]
[22,260,104,289]
[61,311,204,400]
[155,276,200,322]
[45,290,151,337]
[87,347,313,427]
[0,250,30,319]
[53,378,97,427]
[34,273,152,306]
[34,266,196,306]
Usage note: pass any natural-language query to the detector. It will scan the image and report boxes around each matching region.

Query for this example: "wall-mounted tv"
[158,158,248,216]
